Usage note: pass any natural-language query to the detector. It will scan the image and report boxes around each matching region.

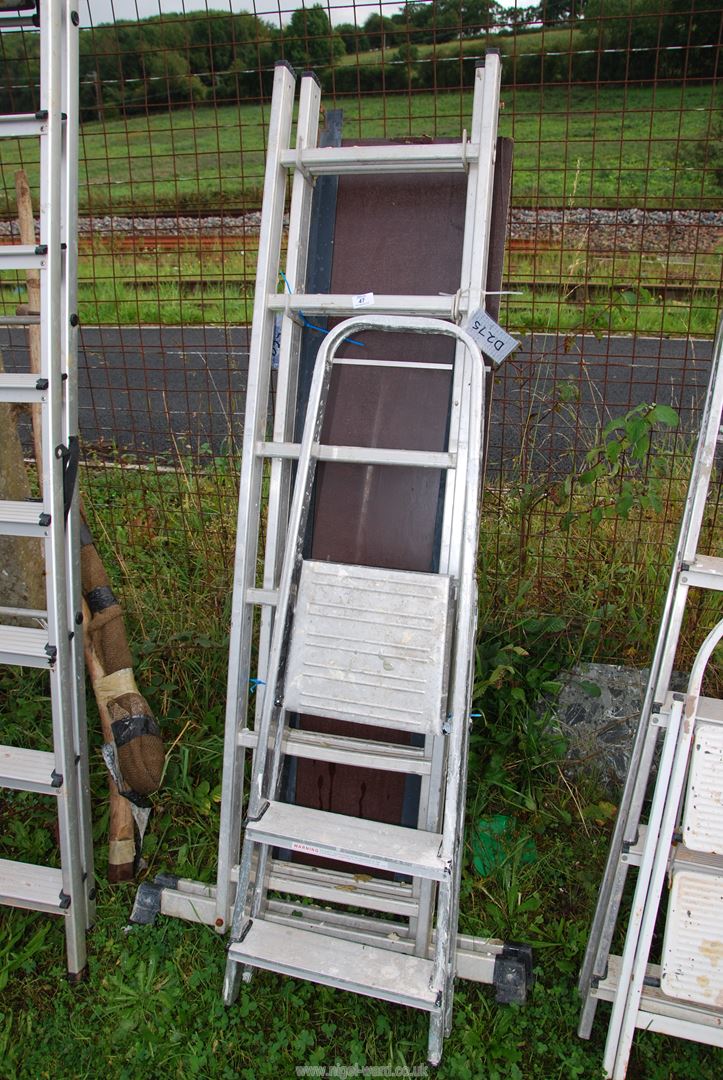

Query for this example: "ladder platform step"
[284,561,453,736]
[0,372,48,403]
[0,744,60,794]
[0,859,68,914]
[239,726,432,775]
[228,919,440,1011]
[681,554,723,591]
[0,624,52,668]
[257,440,455,470]
[280,142,477,176]
[248,800,447,880]
[0,500,50,537]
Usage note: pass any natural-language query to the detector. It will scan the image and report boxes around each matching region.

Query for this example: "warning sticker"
[464,309,520,364]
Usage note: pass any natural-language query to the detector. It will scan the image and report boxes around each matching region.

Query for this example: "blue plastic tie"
[279,271,365,348]
[249,678,266,694]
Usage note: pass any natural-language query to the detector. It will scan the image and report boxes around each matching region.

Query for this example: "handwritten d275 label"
[464,309,520,363]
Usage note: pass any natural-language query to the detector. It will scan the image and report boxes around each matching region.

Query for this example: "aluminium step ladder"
[0,0,94,978]
[223,313,486,1065]
[578,319,723,1077]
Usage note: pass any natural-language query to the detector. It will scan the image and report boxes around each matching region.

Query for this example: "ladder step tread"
[0,500,49,536]
[248,800,447,879]
[284,560,452,737]
[595,955,723,1038]
[240,726,432,775]
[268,294,453,318]
[228,919,440,1010]
[0,114,44,138]
[0,745,59,794]
[0,624,51,668]
[0,859,67,914]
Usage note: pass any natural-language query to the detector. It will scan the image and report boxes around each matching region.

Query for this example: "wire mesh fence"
[0,0,720,669]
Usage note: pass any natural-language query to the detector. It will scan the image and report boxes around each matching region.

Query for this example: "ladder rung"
[0,113,45,138]
[0,624,52,668]
[0,314,41,326]
[246,800,447,880]
[239,726,432,775]
[0,244,47,270]
[265,858,418,917]
[280,142,477,177]
[227,918,440,1011]
[0,745,60,795]
[0,16,36,29]
[257,441,455,470]
[0,372,48,403]
[268,293,454,319]
[0,859,68,915]
[0,500,50,537]
[680,554,723,591]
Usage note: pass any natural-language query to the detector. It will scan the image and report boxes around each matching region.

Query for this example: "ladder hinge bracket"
[58,890,71,910]
[35,244,47,256]
[38,512,51,527]
[45,643,57,665]
[35,377,48,390]
[50,769,63,788]
[55,436,80,521]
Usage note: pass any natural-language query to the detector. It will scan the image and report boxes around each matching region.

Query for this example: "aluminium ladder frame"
[578,319,723,1076]
[222,314,486,1065]
[131,54,531,1009]
[0,0,94,978]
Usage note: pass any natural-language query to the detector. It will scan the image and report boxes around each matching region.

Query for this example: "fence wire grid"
[0,0,721,671]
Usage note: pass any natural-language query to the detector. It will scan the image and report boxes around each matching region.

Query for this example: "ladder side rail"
[428,329,486,1063]
[41,0,87,972]
[254,72,321,730]
[606,618,723,1079]
[416,50,500,960]
[60,0,94,927]
[578,323,723,1021]
[215,61,297,933]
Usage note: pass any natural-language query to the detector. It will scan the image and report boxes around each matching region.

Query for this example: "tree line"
[0,1,718,119]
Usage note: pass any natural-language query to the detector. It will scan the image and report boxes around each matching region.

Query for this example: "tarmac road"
[0,325,714,473]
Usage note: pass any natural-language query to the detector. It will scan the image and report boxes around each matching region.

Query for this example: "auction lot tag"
[352,291,375,309]
[465,309,520,363]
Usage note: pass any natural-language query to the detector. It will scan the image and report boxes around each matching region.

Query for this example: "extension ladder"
[578,319,723,1077]
[130,54,530,1062]
[218,56,505,1067]
[0,0,94,977]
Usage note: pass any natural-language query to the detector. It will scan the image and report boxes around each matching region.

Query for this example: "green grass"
[0,83,719,216]
[2,443,721,1078]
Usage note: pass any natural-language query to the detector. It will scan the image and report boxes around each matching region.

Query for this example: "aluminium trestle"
[578,318,723,1077]
[0,0,94,976]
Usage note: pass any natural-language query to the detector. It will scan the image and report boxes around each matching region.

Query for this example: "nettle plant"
[559,401,680,531]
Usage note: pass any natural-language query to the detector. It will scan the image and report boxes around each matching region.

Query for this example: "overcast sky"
[79,1,411,29]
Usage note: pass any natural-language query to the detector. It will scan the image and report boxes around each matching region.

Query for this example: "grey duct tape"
[85,585,118,614]
[111,713,161,748]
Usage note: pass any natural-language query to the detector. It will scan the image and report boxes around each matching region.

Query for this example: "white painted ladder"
[578,318,723,1076]
[0,0,94,978]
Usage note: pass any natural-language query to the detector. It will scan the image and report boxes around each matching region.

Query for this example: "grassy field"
[0,83,719,216]
[2,451,722,1078]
